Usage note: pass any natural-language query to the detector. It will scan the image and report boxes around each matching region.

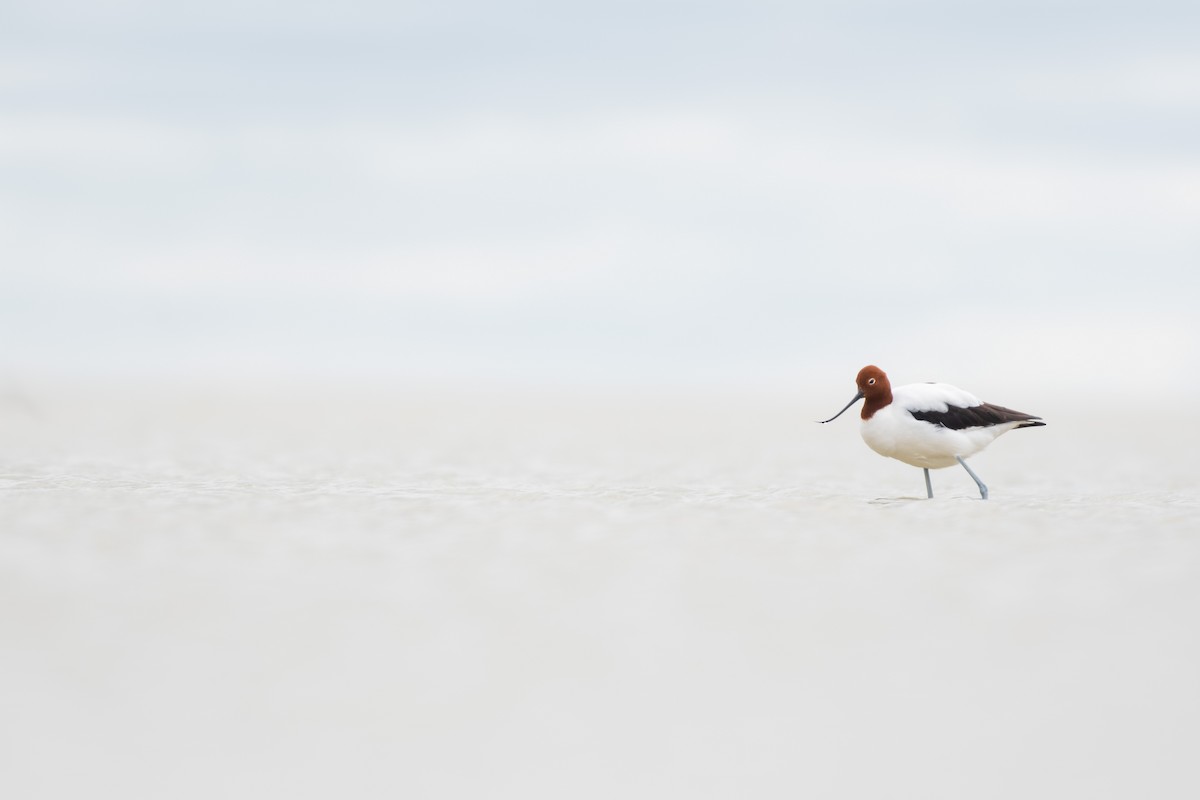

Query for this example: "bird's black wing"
[910,402,1044,430]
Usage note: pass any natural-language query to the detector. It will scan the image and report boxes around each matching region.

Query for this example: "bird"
[818,365,1044,499]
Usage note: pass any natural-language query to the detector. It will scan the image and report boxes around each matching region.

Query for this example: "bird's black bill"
[817,391,864,423]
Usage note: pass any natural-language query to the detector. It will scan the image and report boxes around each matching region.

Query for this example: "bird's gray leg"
[923,468,933,499]
[955,456,988,500]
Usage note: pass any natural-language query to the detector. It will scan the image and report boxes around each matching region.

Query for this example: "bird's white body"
[860,382,1026,469]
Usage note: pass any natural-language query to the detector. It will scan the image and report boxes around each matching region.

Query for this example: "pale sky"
[3,1,1198,395]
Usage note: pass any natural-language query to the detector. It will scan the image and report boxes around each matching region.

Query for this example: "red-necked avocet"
[818,365,1045,499]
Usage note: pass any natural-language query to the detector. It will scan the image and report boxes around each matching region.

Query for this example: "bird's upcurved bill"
[817,391,864,423]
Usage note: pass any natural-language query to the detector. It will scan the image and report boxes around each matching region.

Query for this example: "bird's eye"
[868,378,876,385]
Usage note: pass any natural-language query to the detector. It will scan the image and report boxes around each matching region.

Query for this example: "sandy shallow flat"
[2,380,1198,799]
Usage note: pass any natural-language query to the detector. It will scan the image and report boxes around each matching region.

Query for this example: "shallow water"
[2,381,1198,799]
